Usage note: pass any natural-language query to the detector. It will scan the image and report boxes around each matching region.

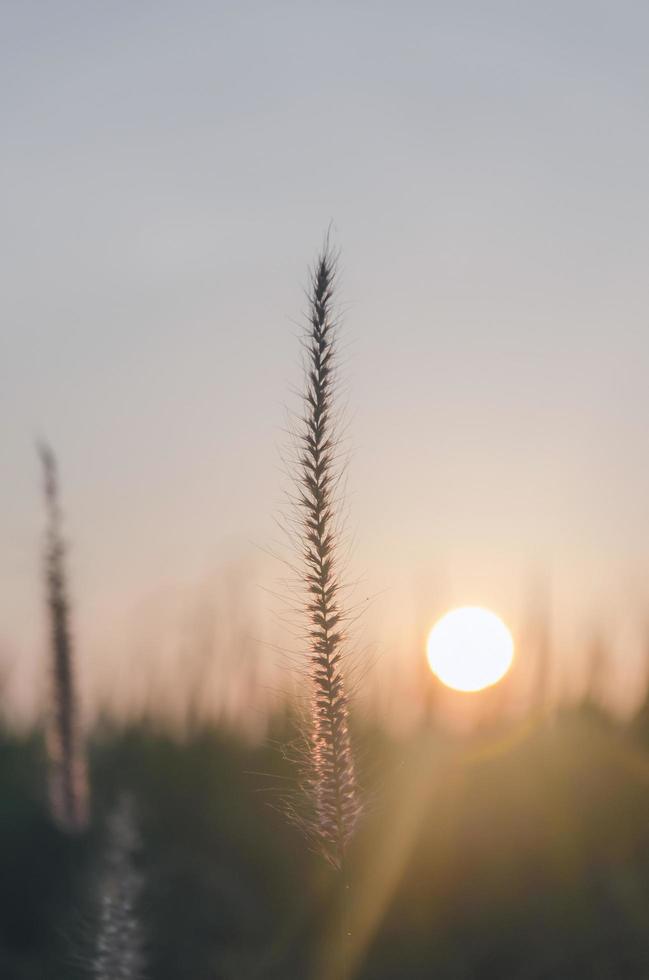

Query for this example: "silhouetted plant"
[283,244,361,871]
[39,443,89,832]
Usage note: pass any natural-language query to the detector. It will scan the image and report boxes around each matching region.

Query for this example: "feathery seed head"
[291,245,361,868]
[93,795,145,980]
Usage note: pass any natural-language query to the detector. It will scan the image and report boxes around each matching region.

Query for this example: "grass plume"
[287,242,361,871]
[39,442,89,833]
[92,795,145,980]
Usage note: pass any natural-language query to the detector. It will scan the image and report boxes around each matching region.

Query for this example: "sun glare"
[427,607,514,693]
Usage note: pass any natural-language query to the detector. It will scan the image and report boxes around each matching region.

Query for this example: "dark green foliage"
[3,712,649,978]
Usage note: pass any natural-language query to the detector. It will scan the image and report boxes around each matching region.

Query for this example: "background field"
[3,701,649,978]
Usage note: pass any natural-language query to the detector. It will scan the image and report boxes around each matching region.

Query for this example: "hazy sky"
[4,2,649,721]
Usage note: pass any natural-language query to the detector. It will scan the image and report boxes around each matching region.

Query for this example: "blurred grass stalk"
[39,443,89,832]
[93,795,144,980]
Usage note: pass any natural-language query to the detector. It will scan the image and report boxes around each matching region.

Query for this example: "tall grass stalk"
[283,243,361,889]
[39,443,89,832]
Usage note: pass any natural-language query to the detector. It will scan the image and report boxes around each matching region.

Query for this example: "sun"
[426,607,514,693]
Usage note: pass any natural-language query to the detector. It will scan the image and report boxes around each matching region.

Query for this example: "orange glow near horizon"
[427,607,514,693]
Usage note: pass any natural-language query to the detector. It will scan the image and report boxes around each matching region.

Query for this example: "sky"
[3,1,649,724]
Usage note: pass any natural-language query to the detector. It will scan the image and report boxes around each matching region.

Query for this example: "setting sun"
[427,607,514,693]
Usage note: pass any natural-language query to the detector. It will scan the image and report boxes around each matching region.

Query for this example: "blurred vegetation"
[3,706,649,978]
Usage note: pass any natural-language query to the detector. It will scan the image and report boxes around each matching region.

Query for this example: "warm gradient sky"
[3,2,649,722]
